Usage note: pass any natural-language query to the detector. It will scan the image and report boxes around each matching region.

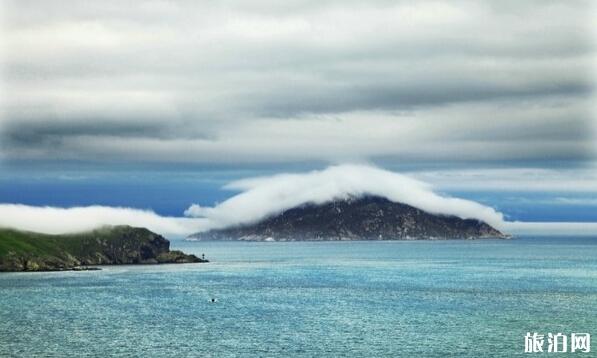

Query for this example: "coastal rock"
[0,226,207,272]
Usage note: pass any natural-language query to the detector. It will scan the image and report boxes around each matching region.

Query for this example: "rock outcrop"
[0,226,207,272]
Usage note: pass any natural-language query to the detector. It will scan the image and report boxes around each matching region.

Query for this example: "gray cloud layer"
[1,0,595,163]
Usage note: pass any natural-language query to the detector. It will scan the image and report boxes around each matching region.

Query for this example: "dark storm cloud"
[0,0,595,163]
[2,118,216,143]
[255,81,591,118]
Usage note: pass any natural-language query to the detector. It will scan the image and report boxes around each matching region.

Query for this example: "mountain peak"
[189,195,507,241]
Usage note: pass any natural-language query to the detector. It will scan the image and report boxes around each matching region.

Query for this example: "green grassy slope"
[0,229,68,257]
[0,226,204,271]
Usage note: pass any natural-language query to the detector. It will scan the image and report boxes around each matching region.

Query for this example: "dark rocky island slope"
[190,196,507,241]
[0,226,207,272]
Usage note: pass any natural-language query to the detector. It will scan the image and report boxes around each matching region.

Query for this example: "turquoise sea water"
[1,237,596,357]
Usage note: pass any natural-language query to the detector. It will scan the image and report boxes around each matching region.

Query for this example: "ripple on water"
[1,237,596,357]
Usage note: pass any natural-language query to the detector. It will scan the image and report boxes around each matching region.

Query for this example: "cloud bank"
[503,222,597,236]
[410,166,597,192]
[1,0,594,164]
[2,164,596,236]
[184,164,505,230]
[0,204,206,236]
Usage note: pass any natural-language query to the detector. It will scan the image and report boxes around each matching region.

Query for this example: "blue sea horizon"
[1,236,596,357]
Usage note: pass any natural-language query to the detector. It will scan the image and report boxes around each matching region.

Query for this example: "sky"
[0,1,596,235]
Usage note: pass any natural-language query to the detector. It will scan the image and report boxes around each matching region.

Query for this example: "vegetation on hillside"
[0,226,206,271]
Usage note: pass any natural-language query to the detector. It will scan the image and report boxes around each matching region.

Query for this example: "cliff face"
[0,226,207,272]
[190,196,507,241]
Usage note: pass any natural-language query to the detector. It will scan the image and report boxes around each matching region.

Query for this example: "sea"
[1,236,596,357]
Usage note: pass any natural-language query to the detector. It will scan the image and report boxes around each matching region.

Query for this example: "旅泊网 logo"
[524,332,590,353]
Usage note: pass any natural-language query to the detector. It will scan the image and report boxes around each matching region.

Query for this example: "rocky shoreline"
[0,226,208,272]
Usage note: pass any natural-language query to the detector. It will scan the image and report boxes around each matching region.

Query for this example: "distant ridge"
[189,195,507,241]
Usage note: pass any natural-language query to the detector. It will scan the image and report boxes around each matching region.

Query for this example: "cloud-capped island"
[189,195,507,241]
[186,165,507,241]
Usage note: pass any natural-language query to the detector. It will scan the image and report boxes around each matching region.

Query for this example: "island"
[190,195,508,241]
[0,225,207,272]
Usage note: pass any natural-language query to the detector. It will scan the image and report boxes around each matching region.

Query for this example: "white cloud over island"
[0,204,207,236]
[1,164,596,236]
[184,164,504,229]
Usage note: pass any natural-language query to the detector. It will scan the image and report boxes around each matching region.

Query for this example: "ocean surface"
[1,237,596,357]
